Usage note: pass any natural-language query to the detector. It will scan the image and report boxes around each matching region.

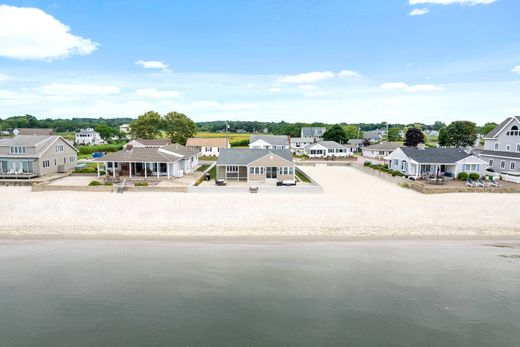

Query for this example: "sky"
[0,0,519,124]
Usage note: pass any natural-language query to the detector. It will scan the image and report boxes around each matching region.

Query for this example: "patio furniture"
[476,178,486,188]
[249,186,258,193]
[489,179,501,188]
[282,180,297,186]
[215,178,227,186]
[116,179,127,193]
[466,178,476,188]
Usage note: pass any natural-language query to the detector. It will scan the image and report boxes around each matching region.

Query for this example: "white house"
[249,135,290,149]
[75,128,104,145]
[186,137,230,157]
[126,139,171,148]
[385,145,487,179]
[362,142,401,159]
[290,137,315,154]
[119,124,130,134]
[305,141,353,158]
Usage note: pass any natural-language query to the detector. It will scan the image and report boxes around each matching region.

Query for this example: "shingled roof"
[217,148,293,165]
[484,116,520,138]
[249,135,289,146]
[399,147,474,164]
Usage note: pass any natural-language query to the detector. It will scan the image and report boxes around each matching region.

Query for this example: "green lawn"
[295,169,311,183]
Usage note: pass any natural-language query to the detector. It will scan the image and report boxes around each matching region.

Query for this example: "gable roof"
[250,135,289,146]
[217,148,293,165]
[364,142,401,151]
[0,135,78,156]
[478,149,520,160]
[159,143,199,157]
[132,139,171,147]
[301,127,326,137]
[186,137,229,148]
[15,128,53,136]
[399,147,474,164]
[484,116,520,138]
[306,141,351,150]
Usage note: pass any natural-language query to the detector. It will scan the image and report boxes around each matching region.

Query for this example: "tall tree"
[404,127,425,147]
[431,121,447,131]
[163,111,197,145]
[343,125,362,140]
[387,127,402,142]
[129,111,162,139]
[441,121,478,147]
[480,122,498,136]
[95,124,119,141]
[323,124,348,143]
[438,127,449,146]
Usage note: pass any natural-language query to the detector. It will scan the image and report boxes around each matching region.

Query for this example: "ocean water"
[1,240,519,346]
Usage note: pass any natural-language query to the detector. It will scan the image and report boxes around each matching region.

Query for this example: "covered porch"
[409,162,456,179]
[0,159,38,179]
[97,160,187,180]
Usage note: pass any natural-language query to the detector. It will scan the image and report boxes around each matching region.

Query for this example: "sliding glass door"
[0,160,35,174]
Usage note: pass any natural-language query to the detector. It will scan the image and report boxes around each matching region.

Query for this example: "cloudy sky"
[0,0,519,124]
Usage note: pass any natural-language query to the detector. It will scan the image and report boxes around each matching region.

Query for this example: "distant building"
[127,139,171,148]
[305,141,354,158]
[301,127,326,139]
[290,137,315,154]
[363,129,385,143]
[186,137,230,157]
[348,139,364,152]
[249,135,290,149]
[75,128,104,145]
[362,142,401,159]
[13,128,53,136]
[119,124,130,134]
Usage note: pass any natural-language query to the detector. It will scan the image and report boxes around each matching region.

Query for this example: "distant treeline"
[0,115,133,133]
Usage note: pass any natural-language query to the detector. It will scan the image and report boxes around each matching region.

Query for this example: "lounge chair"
[489,178,501,188]
[477,178,487,188]
[466,178,476,188]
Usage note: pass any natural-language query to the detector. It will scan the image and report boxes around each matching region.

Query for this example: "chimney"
[417,143,426,150]
[126,144,133,151]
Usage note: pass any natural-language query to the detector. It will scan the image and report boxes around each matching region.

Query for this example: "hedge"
[78,143,124,155]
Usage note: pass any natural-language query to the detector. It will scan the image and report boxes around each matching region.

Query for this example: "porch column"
[97,162,100,179]
[112,162,115,178]
[157,162,160,178]
[144,162,147,178]
[167,163,170,179]
[129,162,132,178]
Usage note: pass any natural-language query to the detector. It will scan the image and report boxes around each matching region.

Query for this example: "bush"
[230,139,249,147]
[457,172,469,181]
[88,180,101,186]
[134,181,148,187]
[391,170,403,177]
[469,173,480,180]
[104,182,113,186]
[78,143,124,155]
[363,161,372,167]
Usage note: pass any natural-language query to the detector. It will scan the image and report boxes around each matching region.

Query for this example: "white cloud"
[409,8,430,16]
[269,87,282,93]
[338,70,362,78]
[512,66,520,74]
[0,73,12,82]
[380,82,442,92]
[278,71,335,84]
[0,5,98,61]
[39,83,120,96]
[135,60,169,71]
[299,85,316,90]
[409,0,496,5]
[135,88,180,98]
[304,91,326,98]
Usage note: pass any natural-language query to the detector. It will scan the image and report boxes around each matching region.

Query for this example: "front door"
[266,167,277,179]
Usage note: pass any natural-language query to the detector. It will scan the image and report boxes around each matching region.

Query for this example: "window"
[249,167,264,175]
[517,144,520,152]
[226,166,238,173]
[9,146,26,154]
[463,164,479,172]
[43,160,50,168]
[500,160,506,169]
[489,159,494,167]
[511,162,516,170]
[288,167,294,175]
[54,159,57,166]
[494,143,499,150]
[506,145,511,151]
[55,145,64,152]
[63,158,66,164]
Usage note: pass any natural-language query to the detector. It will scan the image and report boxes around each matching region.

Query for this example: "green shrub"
[104,182,113,186]
[134,181,149,187]
[78,143,124,155]
[230,139,249,147]
[399,182,410,189]
[457,172,469,181]
[469,173,480,180]
[391,170,403,177]
[363,161,372,167]
[88,180,101,186]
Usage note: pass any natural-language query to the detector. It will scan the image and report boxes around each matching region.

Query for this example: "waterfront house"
[362,142,401,159]
[348,139,364,152]
[93,143,198,179]
[385,145,486,179]
[477,116,520,174]
[13,128,53,136]
[305,141,354,158]
[75,128,104,145]
[0,135,78,179]
[216,148,295,183]
[290,137,315,154]
[249,135,290,149]
[186,137,230,157]
[363,129,385,143]
[126,139,171,148]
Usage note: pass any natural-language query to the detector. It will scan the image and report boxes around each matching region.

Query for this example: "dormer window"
[10,146,26,154]
[508,125,519,136]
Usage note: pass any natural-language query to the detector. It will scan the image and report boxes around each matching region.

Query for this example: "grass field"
[194,132,250,141]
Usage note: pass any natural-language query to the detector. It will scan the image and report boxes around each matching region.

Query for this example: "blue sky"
[0,0,519,124]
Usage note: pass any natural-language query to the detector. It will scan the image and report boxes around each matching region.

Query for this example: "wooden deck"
[0,173,38,179]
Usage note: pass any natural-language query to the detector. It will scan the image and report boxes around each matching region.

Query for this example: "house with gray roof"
[216,148,295,183]
[13,128,54,136]
[0,135,78,179]
[75,128,104,145]
[363,129,385,143]
[301,127,326,139]
[93,143,198,179]
[362,142,401,159]
[348,139,364,152]
[305,141,354,158]
[127,138,171,148]
[385,145,487,179]
[477,116,520,174]
[290,137,315,154]
[249,135,290,149]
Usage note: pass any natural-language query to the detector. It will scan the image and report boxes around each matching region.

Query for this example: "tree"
[480,122,498,136]
[323,124,348,144]
[343,125,362,140]
[95,124,119,141]
[163,111,197,145]
[404,127,425,147]
[432,121,447,131]
[438,127,449,146]
[129,111,162,139]
[387,127,402,142]
[440,121,478,147]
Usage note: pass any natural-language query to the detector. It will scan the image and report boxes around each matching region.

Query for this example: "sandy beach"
[1,166,519,239]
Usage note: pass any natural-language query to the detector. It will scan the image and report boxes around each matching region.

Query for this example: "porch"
[0,159,38,179]
[96,160,192,180]
[409,163,457,179]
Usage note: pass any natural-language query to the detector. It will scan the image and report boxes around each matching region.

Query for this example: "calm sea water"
[1,240,519,346]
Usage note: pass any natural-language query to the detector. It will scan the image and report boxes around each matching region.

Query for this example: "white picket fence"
[501,173,520,184]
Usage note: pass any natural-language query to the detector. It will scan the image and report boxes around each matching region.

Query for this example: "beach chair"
[489,178,501,188]
[477,178,487,188]
[466,178,476,188]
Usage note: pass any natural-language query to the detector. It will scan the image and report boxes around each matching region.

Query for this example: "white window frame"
[506,144,511,151]
[500,160,506,169]
[226,165,238,173]
[511,162,516,170]
[494,143,499,150]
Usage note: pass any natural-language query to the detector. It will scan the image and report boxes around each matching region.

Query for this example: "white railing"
[501,173,520,184]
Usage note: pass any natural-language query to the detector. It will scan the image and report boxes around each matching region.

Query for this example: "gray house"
[301,127,326,139]
[0,135,78,179]
[249,135,290,149]
[478,116,520,173]
[216,148,295,183]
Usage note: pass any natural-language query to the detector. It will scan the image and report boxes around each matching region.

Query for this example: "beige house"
[186,137,230,156]
[216,148,295,183]
[0,135,78,179]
